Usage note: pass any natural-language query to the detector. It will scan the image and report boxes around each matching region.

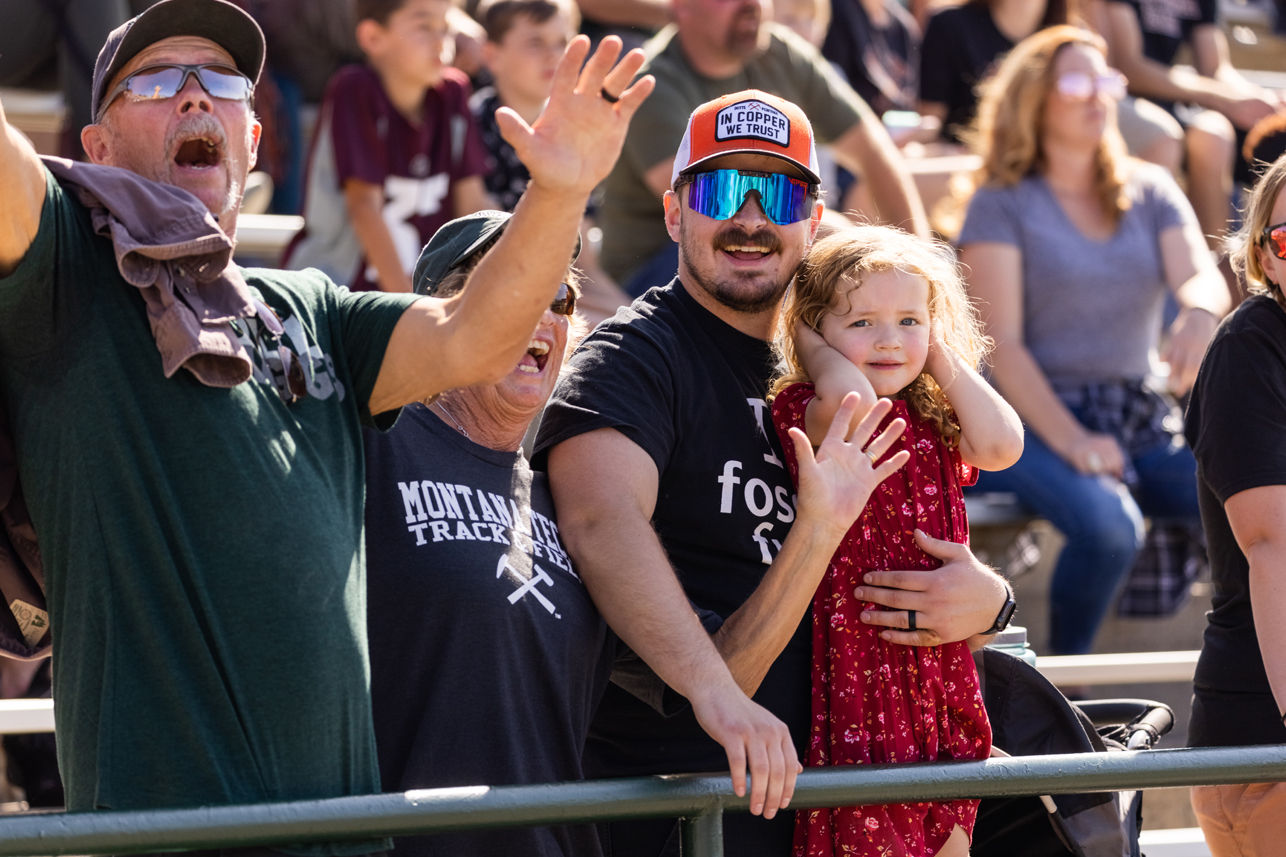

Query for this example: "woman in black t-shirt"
[1185,153,1286,856]
[918,0,1074,142]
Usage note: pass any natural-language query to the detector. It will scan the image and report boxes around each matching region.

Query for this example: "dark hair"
[352,0,410,26]
[965,0,1077,29]
[477,0,576,42]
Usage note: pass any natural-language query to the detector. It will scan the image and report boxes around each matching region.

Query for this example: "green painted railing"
[0,745,1282,857]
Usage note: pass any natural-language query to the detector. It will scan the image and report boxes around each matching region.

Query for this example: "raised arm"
[1225,486,1286,721]
[711,395,909,691]
[368,37,654,413]
[793,321,878,445]
[829,112,930,237]
[923,331,1023,471]
[548,428,799,818]
[1158,221,1230,394]
[0,100,48,277]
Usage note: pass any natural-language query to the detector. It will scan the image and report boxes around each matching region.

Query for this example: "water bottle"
[985,625,1037,667]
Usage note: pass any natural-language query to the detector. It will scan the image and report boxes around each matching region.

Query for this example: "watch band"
[983,581,1016,635]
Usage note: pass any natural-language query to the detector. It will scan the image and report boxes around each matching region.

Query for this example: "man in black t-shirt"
[536,90,1013,857]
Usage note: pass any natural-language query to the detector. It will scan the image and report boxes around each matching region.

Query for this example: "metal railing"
[0,745,1281,857]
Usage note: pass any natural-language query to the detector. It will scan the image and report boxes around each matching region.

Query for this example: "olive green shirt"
[0,171,419,855]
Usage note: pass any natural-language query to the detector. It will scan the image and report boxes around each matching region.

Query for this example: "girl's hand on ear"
[924,322,957,391]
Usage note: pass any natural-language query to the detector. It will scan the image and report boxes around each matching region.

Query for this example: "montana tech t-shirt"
[364,406,615,857]
[0,171,418,855]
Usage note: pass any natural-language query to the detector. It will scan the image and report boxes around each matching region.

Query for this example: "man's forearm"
[832,118,929,237]
[714,517,845,695]
[562,489,748,700]
[0,101,47,275]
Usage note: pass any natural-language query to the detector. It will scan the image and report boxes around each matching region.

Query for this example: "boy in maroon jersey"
[288,0,493,291]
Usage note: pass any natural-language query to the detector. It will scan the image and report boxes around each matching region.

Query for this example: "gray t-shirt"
[598,24,868,284]
[957,163,1196,389]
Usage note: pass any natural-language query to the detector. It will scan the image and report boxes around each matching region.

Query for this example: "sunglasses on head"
[1262,221,1286,260]
[97,63,254,122]
[1055,70,1127,102]
[550,282,576,316]
[679,168,818,226]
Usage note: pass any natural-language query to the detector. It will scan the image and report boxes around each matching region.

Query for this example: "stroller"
[972,648,1175,857]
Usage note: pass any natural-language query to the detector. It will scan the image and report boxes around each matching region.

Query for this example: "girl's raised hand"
[790,392,910,540]
[924,320,957,391]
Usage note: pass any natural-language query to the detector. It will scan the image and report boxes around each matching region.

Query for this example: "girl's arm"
[795,321,880,446]
[925,329,1024,471]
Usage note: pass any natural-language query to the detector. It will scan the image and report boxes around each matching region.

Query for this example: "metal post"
[681,802,723,857]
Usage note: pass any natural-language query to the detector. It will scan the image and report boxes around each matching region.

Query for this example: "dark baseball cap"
[413,211,582,296]
[91,0,266,122]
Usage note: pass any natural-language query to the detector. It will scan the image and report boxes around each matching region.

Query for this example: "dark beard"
[680,224,792,314]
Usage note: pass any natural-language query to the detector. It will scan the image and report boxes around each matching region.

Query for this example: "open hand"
[496,35,654,197]
[854,529,1010,646]
[688,682,801,818]
[790,392,910,538]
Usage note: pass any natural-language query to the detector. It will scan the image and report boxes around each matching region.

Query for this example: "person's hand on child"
[789,392,911,541]
[495,35,654,199]
[853,530,1011,647]
[923,322,957,391]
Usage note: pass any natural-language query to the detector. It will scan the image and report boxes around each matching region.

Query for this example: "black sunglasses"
[1262,221,1286,261]
[97,63,254,121]
[550,282,577,316]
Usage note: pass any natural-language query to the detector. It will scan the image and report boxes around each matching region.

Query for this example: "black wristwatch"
[982,582,1016,635]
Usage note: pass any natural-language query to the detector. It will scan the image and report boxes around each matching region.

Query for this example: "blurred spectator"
[598,0,927,297]
[824,0,919,117]
[919,0,1075,143]
[472,0,631,321]
[1100,0,1284,248]
[256,0,363,104]
[575,0,671,53]
[957,26,1228,655]
[285,0,492,292]
[0,0,132,160]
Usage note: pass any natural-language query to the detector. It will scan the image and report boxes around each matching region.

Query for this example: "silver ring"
[907,609,917,632]
[1086,451,1103,474]
[864,448,879,465]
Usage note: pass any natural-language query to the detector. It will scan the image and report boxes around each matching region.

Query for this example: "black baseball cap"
[413,211,582,296]
[91,0,266,122]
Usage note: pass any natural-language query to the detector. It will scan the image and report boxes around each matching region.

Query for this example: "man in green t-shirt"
[598,0,930,294]
[0,0,801,849]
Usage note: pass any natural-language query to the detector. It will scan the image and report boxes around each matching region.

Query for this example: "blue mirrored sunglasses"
[97,63,254,122]
[681,169,818,226]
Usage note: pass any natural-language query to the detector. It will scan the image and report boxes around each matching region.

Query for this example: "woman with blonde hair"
[957,25,1229,655]
[1185,153,1286,857]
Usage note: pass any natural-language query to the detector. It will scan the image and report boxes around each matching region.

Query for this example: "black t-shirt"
[364,406,616,857]
[534,281,808,854]
[823,0,920,115]
[918,3,1012,141]
[1108,0,1218,66]
[1185,295,1286,748]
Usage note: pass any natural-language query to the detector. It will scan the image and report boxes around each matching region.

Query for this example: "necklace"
[434,399,470,439]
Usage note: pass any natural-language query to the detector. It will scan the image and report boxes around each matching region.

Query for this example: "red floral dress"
[772,383,992,857]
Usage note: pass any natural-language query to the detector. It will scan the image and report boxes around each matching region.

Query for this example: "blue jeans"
[973,430,1199,655]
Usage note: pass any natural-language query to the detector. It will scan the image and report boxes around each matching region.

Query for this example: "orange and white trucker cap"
[671,90,822,187]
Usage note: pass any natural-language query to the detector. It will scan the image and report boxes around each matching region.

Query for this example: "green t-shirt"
[598,23,867,284]
[0,171,419,855]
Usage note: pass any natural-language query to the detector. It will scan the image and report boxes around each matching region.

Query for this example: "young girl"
[771,226,1023,857]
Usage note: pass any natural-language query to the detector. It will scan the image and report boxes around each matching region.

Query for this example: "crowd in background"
[4,0,1286,850]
